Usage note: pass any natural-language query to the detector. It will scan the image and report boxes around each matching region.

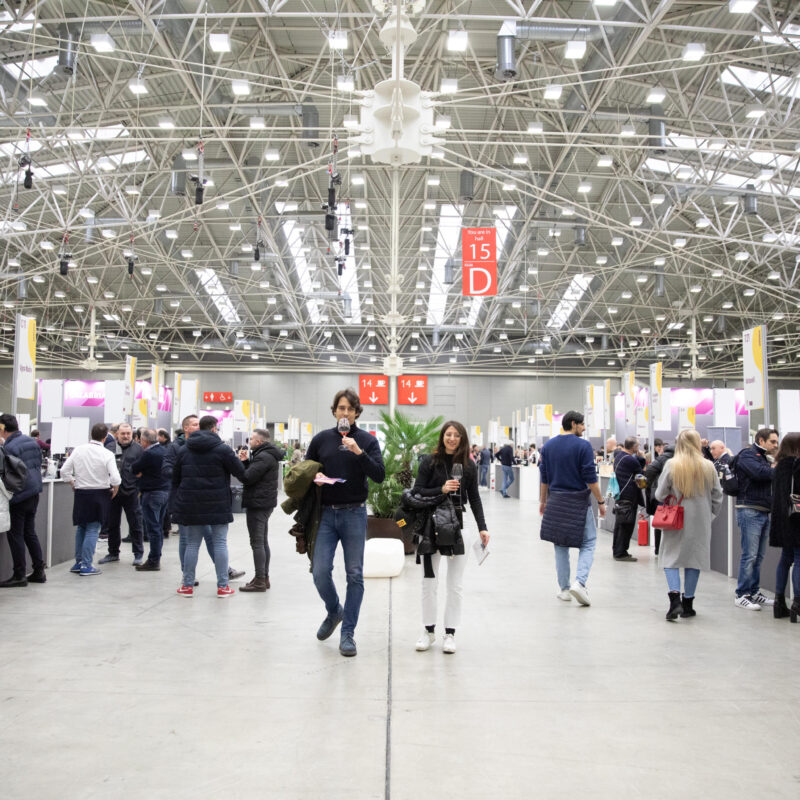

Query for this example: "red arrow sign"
[398,375,427,405]
[358,374,388,405]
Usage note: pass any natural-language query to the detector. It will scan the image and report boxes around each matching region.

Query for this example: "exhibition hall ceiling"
[1,0,798,377]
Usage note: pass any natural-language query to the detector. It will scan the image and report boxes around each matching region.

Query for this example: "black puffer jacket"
[3,431,43,504]
[241,442,285,510]
[645,445,674,515]
[171,430,245,525]
[769,457,800,548]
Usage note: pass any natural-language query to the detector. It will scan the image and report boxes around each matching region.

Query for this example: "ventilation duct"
[495,19,607,82]
[154,299,163,315]
[18,278,27,300]
[302,105,320,147]
[744,185,758,215]
[230,261,239,277]
[233,104,320,147]
[459,171,474,202]
[574,226,586,247]
[716,316,726,334]
[601,335,609,351]
[170,156,258,196]
[57,25,77,76]
[649,107,666,155]
[654,273,665,298]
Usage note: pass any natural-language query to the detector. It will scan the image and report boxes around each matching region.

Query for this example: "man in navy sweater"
[305,388,385,657]
[612,437,643,562]
[131,428,169,571]
[539,411,606,606]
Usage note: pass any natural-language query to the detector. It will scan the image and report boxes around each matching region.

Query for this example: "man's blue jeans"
[479,464,489,487]
[140,490,168,564]
[554,507,597,589]
[776,546,800,598]
[735,508,770,597]
[312,505,367,636]
[178,526,215,570]
[501,465,515,496]
[75,521,102,568]
[181,524,229,588]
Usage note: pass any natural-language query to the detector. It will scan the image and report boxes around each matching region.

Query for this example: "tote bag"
[652,494,684,531]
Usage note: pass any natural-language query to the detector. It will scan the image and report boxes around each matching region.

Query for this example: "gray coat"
[654,459,723,570]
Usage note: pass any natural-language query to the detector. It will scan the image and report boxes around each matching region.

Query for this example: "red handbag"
[652,495,684,531]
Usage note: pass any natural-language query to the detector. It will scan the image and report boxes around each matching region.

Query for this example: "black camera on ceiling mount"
[59,253,72,276]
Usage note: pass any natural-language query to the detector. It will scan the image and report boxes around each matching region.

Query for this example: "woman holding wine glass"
[411,420,489,654]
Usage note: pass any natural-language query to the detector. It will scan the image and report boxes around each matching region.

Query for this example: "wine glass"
[337,417,351,451]
[451,463,463,483]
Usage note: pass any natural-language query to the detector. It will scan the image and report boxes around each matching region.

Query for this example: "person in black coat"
[172,416,245,596]
[769,432,800,621]
[411,420,489,655]
[645,441,674,556]
[237,429,286,592]
[612,437,643,561]
[130,429,169,571]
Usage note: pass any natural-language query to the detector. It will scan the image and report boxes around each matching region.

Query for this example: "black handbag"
[432,497,460,546]
[612,498,637,524]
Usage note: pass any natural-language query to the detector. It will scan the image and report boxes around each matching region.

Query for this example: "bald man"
[709,440,732,467]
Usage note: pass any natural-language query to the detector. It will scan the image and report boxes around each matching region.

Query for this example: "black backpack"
[719,453,740,497]
[0,447,28,494]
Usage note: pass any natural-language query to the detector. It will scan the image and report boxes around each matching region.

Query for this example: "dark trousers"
[612,516,636,558]
[245,506,274,578]
[140,490,168,563]
[6,495,44,577]
[107,491,143,557]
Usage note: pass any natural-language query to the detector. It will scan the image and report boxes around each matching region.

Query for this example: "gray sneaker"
[132,556,144,566]
[228,567,245,580]
[339,633,357,657]
[317,608,344,641]
[98,554,120,564]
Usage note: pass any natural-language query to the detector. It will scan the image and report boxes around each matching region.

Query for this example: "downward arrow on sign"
[369,392,378,403]
[408,392,417,403]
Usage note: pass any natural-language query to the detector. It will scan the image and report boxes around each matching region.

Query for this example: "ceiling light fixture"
[209,33,231,52]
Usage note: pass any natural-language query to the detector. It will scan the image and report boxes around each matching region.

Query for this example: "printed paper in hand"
[314,474,347,485]
[472,539,490,566]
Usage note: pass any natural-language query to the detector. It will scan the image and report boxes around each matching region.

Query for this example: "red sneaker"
[177,585,193,597]
[217,585,235,598]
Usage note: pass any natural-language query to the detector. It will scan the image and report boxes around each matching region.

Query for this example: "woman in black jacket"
[769,432,800,621]
[412,420,489,655]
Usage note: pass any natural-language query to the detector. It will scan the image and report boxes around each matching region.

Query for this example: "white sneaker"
[569,581,591,606]
[735,595,762,610]
[415,630,435,651]
[750,591,774,606]
[556,589,572,602]
[442,633,456,654]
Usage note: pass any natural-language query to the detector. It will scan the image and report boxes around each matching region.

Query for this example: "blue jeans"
[776,546,800,598]
[479,464,489,487]
[75,521,102,568]
[501,465,515,496]
[140,490,168,563]
[180,524,229,588]
[664,567,700,597]
[554,507,597,589]
[735,508,770,597]
[312,505,367,636]
[178,526,215,570]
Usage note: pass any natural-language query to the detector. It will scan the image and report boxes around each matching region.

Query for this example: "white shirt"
[60,440,121,490]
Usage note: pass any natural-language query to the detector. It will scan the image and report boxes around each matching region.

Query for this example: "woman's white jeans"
[421,552,467,629]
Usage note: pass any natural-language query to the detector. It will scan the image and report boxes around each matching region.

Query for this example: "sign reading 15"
[466,241,493,260]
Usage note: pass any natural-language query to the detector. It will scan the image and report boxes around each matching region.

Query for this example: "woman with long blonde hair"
[654,430,723,621]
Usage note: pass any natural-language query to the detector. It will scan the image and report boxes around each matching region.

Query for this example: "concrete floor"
[2,488,799,799]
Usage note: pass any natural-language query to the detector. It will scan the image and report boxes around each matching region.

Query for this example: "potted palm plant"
[367,410,444,553]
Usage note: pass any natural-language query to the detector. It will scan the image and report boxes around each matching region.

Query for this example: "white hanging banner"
[149,364,161,419]
[301,422,313,446]
[603,379,612,430]
[678,406,696,432]
[534,404,552,438]
[171,373,182,427]
[179,379,199,423]
[623,370,636,424]
[104,380,126,423]
[636,405,649,438]
[50,416,90,456]
[742,325,767,411]
[233,399,252,432]
[713,388,737,428]
[122,355,137,417]
[13,314,37,403]
[39,379,64,423]
[487,419,499,444]
[132,397,149,428]
[470,425,483,447]
[649,362,663,422]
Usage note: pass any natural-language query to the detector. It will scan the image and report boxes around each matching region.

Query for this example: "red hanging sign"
[203,392,233,403]
[462,227,497,296]
[398,375,428,405]
[358,374,389,405]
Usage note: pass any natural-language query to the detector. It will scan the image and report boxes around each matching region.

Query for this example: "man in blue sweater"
[734,427,779,610]
[0,413,45,587]
[612,437,643,562]
[539,411,606,606]
[305,388,385,657]
[131,428,169,572]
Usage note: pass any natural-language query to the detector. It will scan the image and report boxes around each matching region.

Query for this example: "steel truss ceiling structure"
[1,0,799,378]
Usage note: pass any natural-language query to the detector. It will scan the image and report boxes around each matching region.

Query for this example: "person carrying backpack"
[733,428,779,610]
[0,413,45,587]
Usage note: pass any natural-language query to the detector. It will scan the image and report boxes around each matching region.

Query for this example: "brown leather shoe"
[239,577,268,592]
